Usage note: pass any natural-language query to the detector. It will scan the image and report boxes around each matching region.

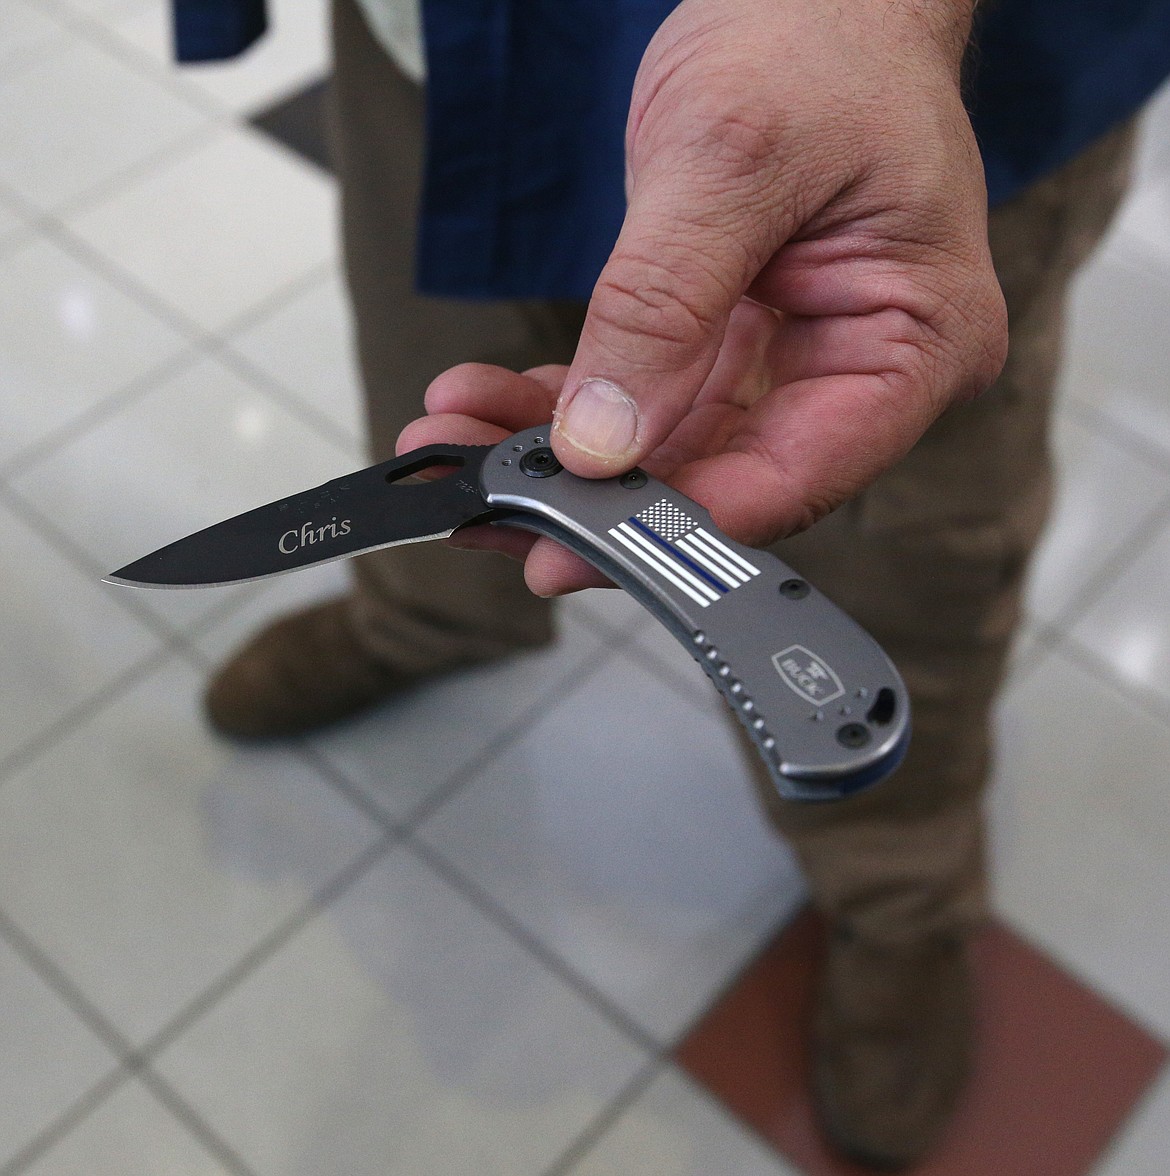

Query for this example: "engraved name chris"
[279,517,352,554]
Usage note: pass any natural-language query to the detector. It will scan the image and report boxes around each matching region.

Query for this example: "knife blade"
[106,444,500,589]
[108,425,910,801]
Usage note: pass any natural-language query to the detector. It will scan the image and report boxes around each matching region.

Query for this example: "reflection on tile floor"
[1,1,1170,1172]
[154,850,648,1176]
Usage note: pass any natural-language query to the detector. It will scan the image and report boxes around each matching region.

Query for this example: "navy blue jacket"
[174,0,1170,299]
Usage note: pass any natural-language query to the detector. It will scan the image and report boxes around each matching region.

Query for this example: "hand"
[401,0,1007,597]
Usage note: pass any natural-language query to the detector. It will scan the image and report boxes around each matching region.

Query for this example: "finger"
[519,364,570,398]
[551,118,805,477]
[636,304,952,480]
[696,305,950,408]
[447,522,537,562]
[396,411,510,455]
[524,536,615,596]
[451,529,615,596]
[452,523,614,595]
[670,367,951,547]
[450,520,616,595]
[423,364,560,432]
[398,410,612,591]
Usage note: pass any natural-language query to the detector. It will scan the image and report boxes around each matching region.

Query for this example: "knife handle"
[479,427,909,801]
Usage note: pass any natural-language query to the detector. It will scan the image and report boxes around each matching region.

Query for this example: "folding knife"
[108,425,909,801]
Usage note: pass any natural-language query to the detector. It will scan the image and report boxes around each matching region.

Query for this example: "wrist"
[894,0,979,77]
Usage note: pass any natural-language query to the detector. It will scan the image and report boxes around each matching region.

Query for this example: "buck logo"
[772,645,845,705]
[279,517,352,555]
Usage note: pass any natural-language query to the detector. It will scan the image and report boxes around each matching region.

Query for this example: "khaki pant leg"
[329,0,586,673]
[753,121,1137,943]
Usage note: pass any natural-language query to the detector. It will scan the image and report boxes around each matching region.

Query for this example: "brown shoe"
[812,926,975,1171]
[206,599,459,739]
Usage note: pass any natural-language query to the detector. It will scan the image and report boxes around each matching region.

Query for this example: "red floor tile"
[676,911,1167,1175]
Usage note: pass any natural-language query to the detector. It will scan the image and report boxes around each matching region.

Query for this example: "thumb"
[552,167,774,477]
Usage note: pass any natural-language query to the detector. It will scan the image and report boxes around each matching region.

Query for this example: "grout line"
[268,625,797,1100]
[50,119,229,225]
[8,214,351,458]
[0,837,395,1175]
[403,832,662,1055]
[175,632,623,867]
[169,635,407,837]
[5,1060,259,1176]
[0,480,192,645]
[160,582,282,659]
[583,596,741,726]
[0,1067,131,1176]
[131,1072,260,1176]
[567,594,717,709]
[34,0,241,124]
[41,218,221,343]
[170,609,620,845]
[0,177,40,222]
[992,908,1170,1051]
[210,348,361,456]
[71,0,328,129]
[172,597,714,1076]
[623,633,723,713]
[544,898,808,1175]
[1053,629,1170,730]
[50,111,335,235]
[1006,620,1064,689]
[0,20,241,220]
[133,1077,261,1176]
[1033,487,1170,639]
[287,742,406,833]
[29,215,211,343]
[46,0,336,194]
[563,592,646,643]
[215,258,337,339]
[0,907,136,1063]
[0,248,350,487]
[397,638,619,832]
[0,344,206,482]
[132,834,396,1062]
[649,901,812,1067]
[30,165,337,363]
[0,639,177,787]
[0,181,47,263]
[540,1058,665,1176]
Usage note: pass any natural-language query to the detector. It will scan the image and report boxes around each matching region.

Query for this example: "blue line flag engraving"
[608,499,761,608]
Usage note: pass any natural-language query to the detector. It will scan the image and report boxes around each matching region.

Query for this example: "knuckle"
[892,259,1011,411]
[973,282,1010,389]
[660,97,787,202]
[689,102,781,180]
[937,273,1010,405]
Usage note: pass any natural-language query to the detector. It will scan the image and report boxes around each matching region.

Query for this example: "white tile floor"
[0,3,1168,1173]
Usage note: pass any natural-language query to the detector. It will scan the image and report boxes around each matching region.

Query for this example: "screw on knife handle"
[479,427,910,801]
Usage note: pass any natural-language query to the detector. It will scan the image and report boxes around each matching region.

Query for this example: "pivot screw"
[836,722,871,749]
[520,448,562,478]
[620,469,647,489]
[779,578,810,600]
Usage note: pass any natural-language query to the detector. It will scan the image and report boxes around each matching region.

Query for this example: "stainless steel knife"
[108,425,910,801]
